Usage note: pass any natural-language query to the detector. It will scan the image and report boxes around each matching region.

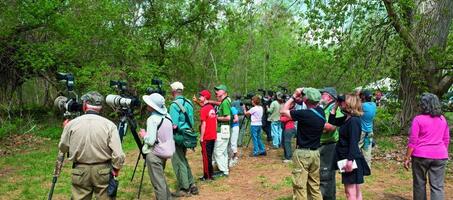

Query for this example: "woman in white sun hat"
[139,93,175,200]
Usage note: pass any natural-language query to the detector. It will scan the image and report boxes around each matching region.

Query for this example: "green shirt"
[320,103,344,144]
[267,100,281,122]
[217,97,232,131]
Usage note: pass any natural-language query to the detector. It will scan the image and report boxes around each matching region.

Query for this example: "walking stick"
[48,152,65,200]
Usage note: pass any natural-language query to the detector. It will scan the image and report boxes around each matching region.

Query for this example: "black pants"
[201,140,215,179]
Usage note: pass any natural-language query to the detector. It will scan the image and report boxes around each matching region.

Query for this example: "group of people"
[57,81,450,200]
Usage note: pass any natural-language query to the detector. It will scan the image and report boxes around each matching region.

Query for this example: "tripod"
[238,115,253,148]
[116,108,147,199]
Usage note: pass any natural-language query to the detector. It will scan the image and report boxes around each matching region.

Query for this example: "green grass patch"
[376,137,397,152]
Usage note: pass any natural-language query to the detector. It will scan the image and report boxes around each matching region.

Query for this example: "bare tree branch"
[437,75,453,94]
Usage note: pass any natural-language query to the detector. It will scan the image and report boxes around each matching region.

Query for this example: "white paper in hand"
[337,159,358,173]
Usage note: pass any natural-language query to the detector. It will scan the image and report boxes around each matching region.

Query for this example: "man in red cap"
[198,90,218,180]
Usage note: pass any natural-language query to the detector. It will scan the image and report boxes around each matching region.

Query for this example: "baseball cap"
[214,84,228,92]
[199,90,211,99]
[81,91,103,106]
[170,82,184,91]
[304,88,321,102]
[320,87,338,99]
[361,90,372,98]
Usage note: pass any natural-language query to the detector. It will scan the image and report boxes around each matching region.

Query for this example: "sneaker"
[189,184,199,195]
[213,171,228,178]
[283,159,293,163]
[171,189,191,197]
[229,157,239,167]
[259,151,267,156]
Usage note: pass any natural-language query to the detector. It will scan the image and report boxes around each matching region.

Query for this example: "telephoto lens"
[106,95,140,109]
[54,96,69,111]
[53,96,82,112]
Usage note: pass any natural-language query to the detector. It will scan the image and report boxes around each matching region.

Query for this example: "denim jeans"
[271,121,282,147]
[251,125,266,155]
[283,128,296,160]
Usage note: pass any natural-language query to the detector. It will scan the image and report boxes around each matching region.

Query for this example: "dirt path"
[124,142,452,200]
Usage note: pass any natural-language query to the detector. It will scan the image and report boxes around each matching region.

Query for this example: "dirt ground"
[124,139,453,200]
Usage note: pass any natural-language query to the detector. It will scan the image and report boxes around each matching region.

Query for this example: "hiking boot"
[259,151,267,156]
[171,189,191,197]
[189,184,199,195]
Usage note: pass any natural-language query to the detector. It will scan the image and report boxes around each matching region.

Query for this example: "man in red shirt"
[198,90,217,181]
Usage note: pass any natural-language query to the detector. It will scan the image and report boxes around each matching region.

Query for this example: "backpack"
[152,116,175,159]
[172,99,199,149]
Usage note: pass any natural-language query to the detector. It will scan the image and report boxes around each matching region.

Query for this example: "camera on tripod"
[241,92,255,108]
[257,89,274,107]
[146,78,165,96]
[53,72,82,118]
[106,80,140,110]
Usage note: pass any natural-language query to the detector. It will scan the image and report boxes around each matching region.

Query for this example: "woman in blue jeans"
[244,96,266,156]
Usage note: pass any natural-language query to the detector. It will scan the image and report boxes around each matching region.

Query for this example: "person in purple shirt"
[404,93,450,200]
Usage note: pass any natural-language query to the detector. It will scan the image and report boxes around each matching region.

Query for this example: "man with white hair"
[213,84,231,177]
[59,91,125,200]
[168,82,198,197]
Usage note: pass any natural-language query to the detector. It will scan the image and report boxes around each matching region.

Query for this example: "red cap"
[199,90,211,99]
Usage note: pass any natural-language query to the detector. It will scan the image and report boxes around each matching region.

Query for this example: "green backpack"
[172,100,198,149]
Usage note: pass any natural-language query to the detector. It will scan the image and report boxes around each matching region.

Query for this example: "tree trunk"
[399,56,420,134]
[384,0,453,133]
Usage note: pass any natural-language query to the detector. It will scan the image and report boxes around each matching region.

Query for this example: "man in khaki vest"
[59,91,125,200]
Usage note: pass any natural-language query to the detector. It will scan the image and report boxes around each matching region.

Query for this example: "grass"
[0,130,177,200]
[1,113,452,200]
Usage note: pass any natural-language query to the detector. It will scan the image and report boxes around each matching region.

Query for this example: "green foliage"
[374,107,401,136]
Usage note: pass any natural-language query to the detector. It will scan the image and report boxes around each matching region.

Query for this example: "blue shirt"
[231,107,239,127]
[360,102,377,132]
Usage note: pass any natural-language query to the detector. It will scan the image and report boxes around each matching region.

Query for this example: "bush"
[0,118,36,139]
[374,106,401,136]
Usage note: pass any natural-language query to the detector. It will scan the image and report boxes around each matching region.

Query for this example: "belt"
[73,160,111,168]
[296,147,318,151]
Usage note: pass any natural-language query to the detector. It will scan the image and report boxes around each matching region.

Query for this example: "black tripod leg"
[245,119,252,148]
[137,160,146,199]
[131,152,141,182]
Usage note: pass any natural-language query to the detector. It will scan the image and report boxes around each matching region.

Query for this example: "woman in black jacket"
[329,94,370,200]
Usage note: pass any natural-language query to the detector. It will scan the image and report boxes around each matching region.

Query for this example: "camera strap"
[309,108,326,122]
[155,115,173,145]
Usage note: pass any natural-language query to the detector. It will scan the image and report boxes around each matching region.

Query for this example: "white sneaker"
[229,157,239,167]
[282,159,292,163]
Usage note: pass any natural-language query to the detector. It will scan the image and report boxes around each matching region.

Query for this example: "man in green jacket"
[319,87,343,200]
[169,82,198,197]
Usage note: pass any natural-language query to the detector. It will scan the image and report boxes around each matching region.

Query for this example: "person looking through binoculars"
[58,91,125,200]
[280,87,325,200]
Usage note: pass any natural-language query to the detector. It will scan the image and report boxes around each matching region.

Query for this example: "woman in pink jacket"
[404,93,450,200]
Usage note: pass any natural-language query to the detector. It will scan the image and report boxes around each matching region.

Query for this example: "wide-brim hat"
[142,93,167,114]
